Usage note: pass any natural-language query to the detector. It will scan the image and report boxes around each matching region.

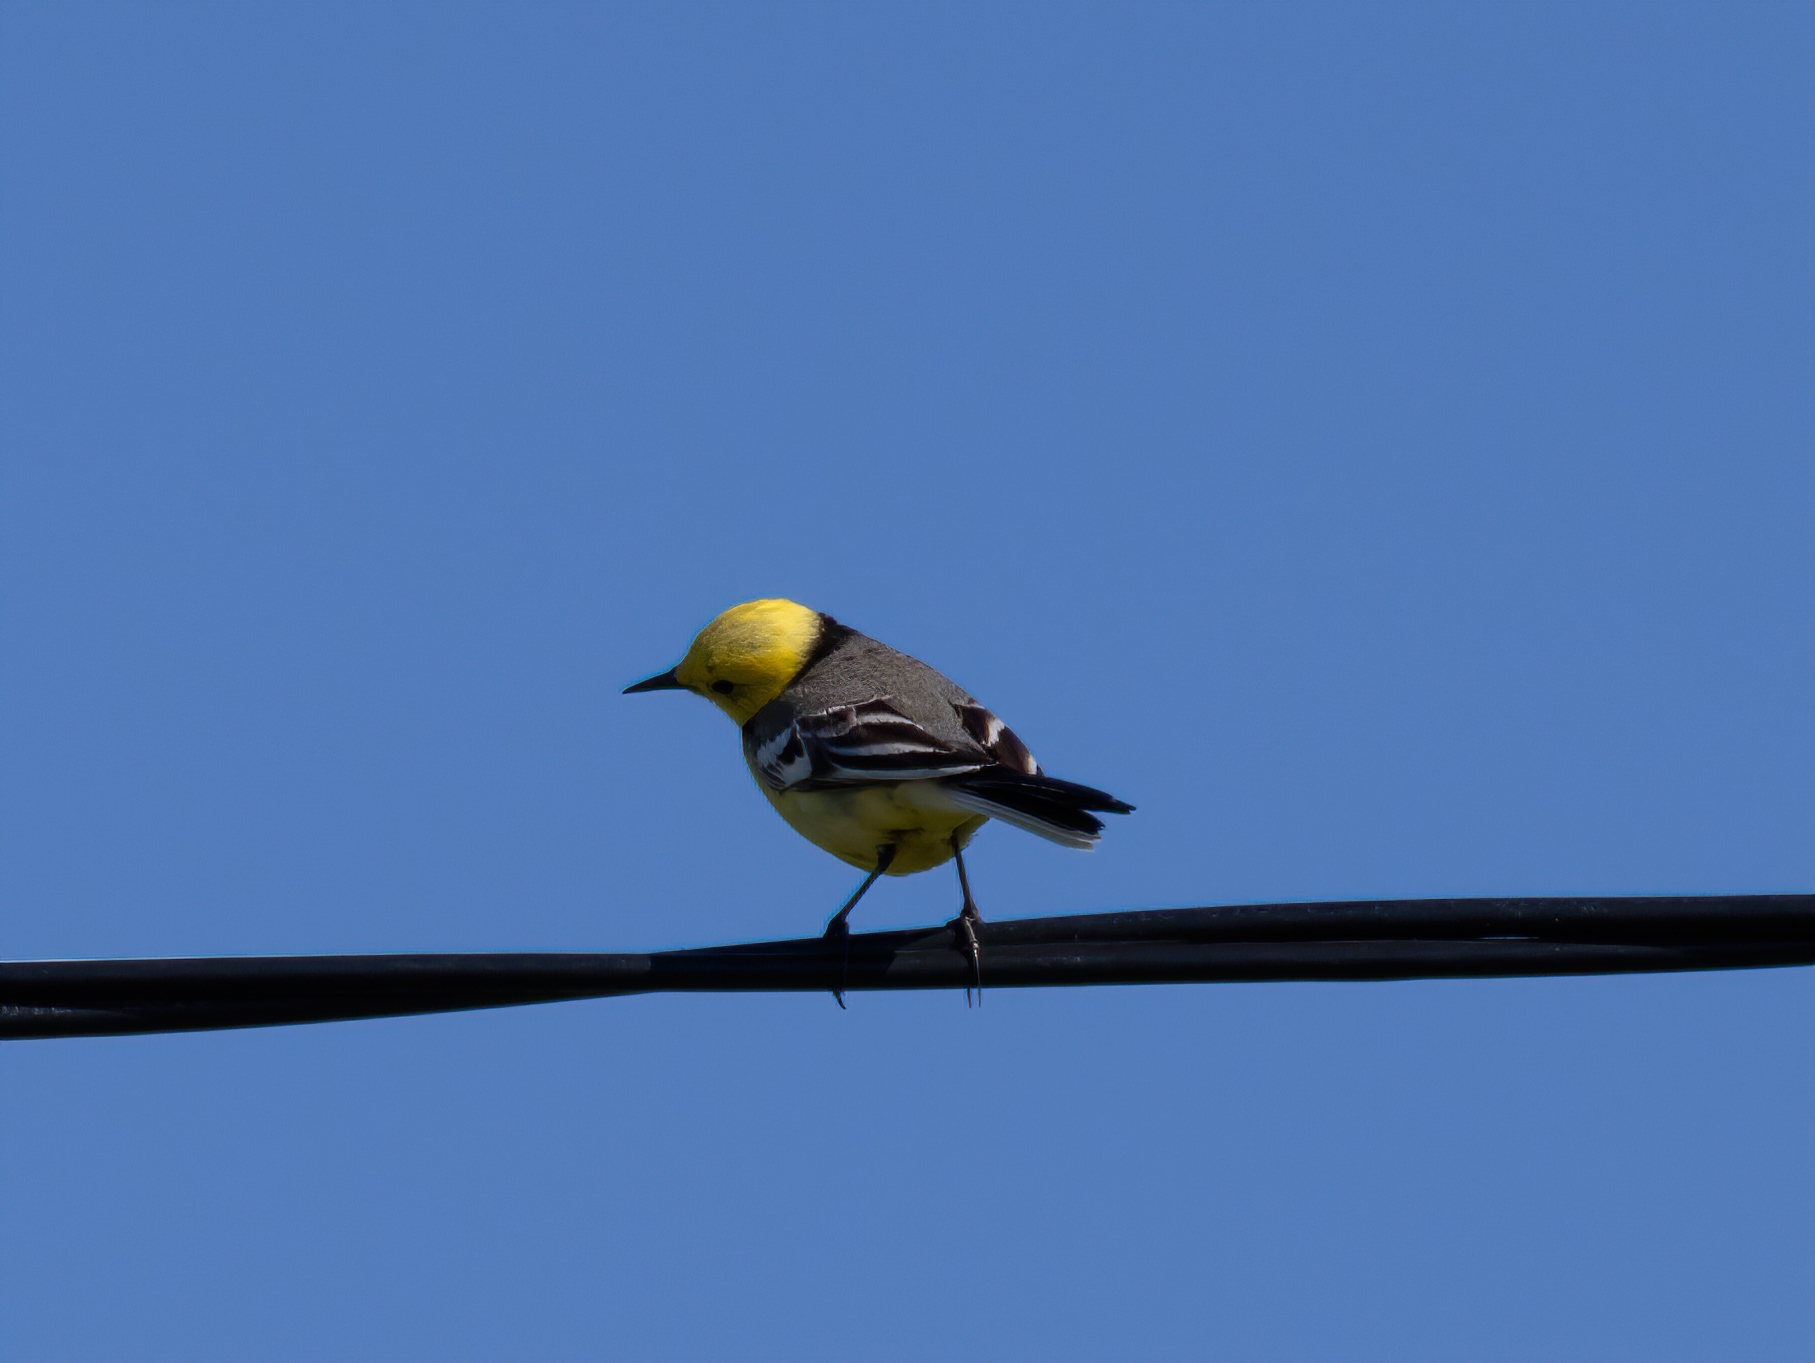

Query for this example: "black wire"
[3,894,1808,1039]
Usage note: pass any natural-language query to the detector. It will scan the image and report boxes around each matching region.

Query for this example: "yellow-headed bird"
[625,600,1133,995]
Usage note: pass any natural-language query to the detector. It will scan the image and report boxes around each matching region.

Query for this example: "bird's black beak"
[623,668,687,694]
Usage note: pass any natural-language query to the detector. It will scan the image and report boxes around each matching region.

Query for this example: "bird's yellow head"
[624,598,824,725]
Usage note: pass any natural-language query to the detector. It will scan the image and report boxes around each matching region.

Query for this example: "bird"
[623,599,1133,1002]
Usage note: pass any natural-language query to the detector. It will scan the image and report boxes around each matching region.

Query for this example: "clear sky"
[2,5,1810,1360]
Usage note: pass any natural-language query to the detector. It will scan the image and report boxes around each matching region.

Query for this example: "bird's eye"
[712,679,736,695]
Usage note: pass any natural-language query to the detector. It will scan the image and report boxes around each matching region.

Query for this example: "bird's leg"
[949,843,984,1006]
[824,845,894,939]
[826,844,895,1008]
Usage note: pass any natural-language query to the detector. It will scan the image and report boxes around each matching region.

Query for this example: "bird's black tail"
[941,769,1134,850]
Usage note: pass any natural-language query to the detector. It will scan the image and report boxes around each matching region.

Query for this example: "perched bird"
[624,599,1133,997]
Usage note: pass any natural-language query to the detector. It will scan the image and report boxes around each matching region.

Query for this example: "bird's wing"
[950,700,1041,776]
[754,697,989,791]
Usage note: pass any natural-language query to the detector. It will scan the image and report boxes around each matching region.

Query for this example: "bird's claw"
[948,905,983,1006]
[826,919,850,1007]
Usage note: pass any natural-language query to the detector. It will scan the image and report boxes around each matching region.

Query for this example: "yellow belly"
[756,779,987,874]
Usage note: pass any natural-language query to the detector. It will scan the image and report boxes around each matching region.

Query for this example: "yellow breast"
[755,778,987,875]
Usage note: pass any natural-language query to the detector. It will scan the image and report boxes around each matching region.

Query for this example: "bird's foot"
[823,846,894,1009]
[946,903,984,1007]
[824,918,850,1008]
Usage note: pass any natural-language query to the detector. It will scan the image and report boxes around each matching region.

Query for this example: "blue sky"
[1,4,1810,1360]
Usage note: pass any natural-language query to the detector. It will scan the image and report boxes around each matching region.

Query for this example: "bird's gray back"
[752,628,979,748]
